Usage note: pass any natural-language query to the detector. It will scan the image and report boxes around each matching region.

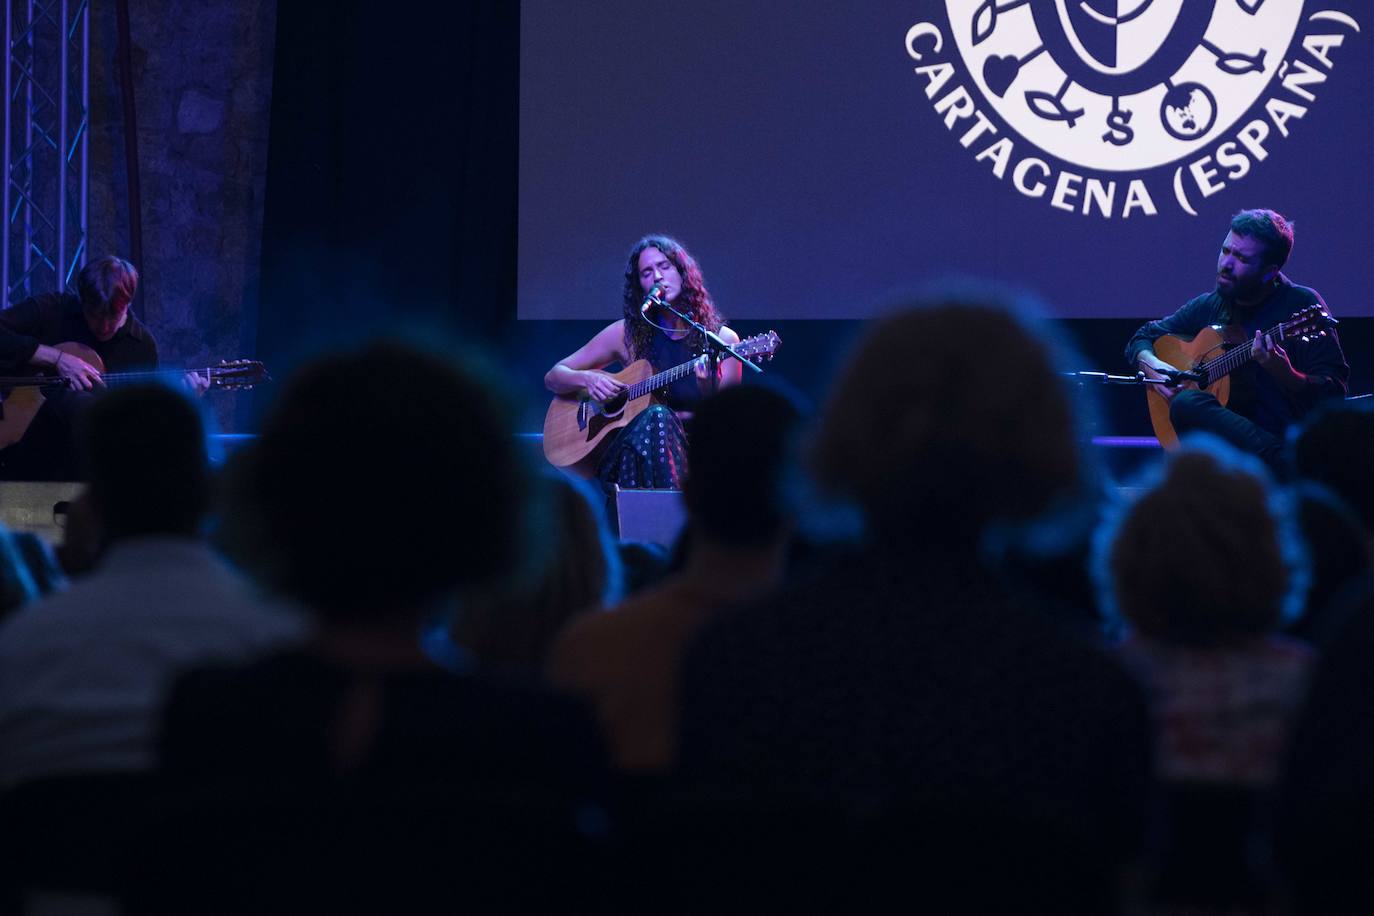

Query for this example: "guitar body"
[0,343,106,449]
[543,359,657,477]
[1146,325,1245,449]
[542,330,782,477]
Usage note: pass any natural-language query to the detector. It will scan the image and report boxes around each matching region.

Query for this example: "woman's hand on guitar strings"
[581,369,626,402]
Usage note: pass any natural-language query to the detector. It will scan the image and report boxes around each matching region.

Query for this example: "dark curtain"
[254,1,518,409]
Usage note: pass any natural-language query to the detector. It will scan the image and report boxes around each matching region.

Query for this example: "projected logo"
[954,0,1294,171]
[904,2,1363,217]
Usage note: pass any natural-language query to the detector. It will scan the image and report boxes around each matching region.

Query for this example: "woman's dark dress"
[596,330,704,490]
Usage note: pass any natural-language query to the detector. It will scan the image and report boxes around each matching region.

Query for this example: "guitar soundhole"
[602,391,628,417]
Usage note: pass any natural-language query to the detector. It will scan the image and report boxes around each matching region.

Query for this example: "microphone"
[640,285,664,316]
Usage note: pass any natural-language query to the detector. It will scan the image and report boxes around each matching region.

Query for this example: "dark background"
[255,1,1373,446]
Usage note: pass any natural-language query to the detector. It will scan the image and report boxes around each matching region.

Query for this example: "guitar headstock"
[1282,305,1338,343]
[208,359,270,390]
[734,330,781,363]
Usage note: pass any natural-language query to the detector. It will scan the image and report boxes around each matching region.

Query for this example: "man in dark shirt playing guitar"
[0,256,211,479]
[1126,209,1349,470]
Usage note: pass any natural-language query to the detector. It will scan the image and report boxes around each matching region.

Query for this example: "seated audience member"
[0,384,303,787]
[447,471,622,674]
[548,384,802,771]
[675,296,1152,908]
[161,343,605,796]
[1100,441,1312,789]
[1278,577,1374,910]
[1276,403,1374,908]
[1097,440,1313,912]
[1284,481,1371,643]
[1291,398,1374,539]
[1286,400,1374,644]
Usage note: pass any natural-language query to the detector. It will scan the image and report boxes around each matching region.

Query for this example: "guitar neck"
[1196,320,1286,384]
[0,368,225,389]
[624,355,705,402]
[611,331,779,403]
[102,369,217,385]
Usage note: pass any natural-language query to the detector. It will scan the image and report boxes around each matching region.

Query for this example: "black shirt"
[161,649,609,798]
[678,544,1152,855]
[1125,275,1349,436]
[642,329,708,411]
[0,292,159,374]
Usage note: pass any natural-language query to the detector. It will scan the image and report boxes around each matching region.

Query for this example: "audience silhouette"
[0,383,302,787]
[450,471,622,673]
[151,342,608,911]
[673,296,1152,912]
[162,342,605,791]
[0,297,1358,911]
[1098,439,1314,912]
[550,383,803,772]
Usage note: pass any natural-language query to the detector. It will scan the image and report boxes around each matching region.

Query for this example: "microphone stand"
[643,297,764,387]
[1062,370,1204,388]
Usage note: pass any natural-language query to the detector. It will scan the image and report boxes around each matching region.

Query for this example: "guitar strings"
[1191,315,1316,381]
[0,366,254,389]
[623,334,774,401]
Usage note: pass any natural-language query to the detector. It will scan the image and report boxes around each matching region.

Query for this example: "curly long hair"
[621,235,724,360]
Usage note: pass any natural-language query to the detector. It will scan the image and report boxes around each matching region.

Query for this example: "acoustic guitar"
[1145,304,1336,449]
[0,341,268,449]
[543,330,781,477]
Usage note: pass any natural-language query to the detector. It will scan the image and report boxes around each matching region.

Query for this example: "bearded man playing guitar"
[0,256,211,479]
[1127,209,1349,470]
[545,235,742,490]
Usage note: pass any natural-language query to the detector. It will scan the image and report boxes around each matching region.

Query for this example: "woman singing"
[545,235,741,490]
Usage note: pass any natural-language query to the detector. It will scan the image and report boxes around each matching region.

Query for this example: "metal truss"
[2,0,88,309]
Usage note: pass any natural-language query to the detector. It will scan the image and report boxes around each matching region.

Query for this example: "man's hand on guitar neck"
[36,345,103,391]
[183,370,212,398]
[1252,330,1307,392]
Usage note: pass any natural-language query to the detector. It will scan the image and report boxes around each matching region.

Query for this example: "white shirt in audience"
[0,535,306,787]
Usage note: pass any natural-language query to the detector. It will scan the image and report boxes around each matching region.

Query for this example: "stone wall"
[87,0,276,432]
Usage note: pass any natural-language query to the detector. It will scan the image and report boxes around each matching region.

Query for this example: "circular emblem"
[946,0,1304,171]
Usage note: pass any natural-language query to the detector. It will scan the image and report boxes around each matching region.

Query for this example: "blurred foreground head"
[685,384,804,549]
[451,471,619,671]
[1293,398,1374,537]
[1101,439,1300,648]
[230,341,527,619]
[82,383,209,541]
[809,294,1082,542]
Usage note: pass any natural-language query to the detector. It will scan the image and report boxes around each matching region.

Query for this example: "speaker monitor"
[0,481,83,544]
[612,486,686,546]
